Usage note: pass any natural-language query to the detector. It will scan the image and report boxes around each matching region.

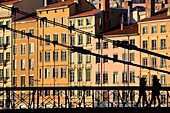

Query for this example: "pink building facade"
[91,24,140,87]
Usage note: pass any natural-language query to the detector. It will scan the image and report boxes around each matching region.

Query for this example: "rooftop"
[70,9,101,18]
[139,8,170,22]
[0,0,19,5]
[16,13,36,22]
[37,0,74,10]
[102,24,138,36]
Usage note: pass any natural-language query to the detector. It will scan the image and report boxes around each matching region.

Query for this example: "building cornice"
[12,20,36,24]
[103,33,139,38]
[138,19,170,24]
[36,6,68,12]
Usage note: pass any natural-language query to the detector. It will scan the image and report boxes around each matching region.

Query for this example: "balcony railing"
[0,86,170,109]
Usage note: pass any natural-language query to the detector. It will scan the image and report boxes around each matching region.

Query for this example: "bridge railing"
[0,86,169,109]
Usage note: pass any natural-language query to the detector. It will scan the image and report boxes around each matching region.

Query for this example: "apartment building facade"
[0,0,18,109]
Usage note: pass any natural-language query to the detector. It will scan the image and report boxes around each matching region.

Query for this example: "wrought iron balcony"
[0,86,170,109]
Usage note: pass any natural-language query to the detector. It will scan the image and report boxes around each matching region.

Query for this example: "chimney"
[167,0,170,16]
[121,13,124,31]
[127,1,132,25]
[102,0,110,31]
[146,0,155,18]
[44,0,47,6]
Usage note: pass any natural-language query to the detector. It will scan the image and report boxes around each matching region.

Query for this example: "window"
[21,44,26,55]
[103,42,108,49]
[78,70,82,82]
[160,25,166,33]
[53,51,58,61]
[29,43,34,54]
[45,34,50,45]
[86,90,90,97]
[53,34,58,42]
[160,58,166,68]
[142,57,147,66]
[70,35,75,45]
[0,21,3,30]
[96,56,100,63]
[6,69,10,80]
[70,90,74,98]
[6,21,10,28]
[113,54,118,61]
[70,52,74,64]
[130,71,135,83]
[113,72,118,84]
[96,42,100,49]
[160,39,166,49]
[70,71,74,82]
[151,26,157,33]
[122,72,127,83]
[142,26,148,34]
[142,40,147,49]
[40,51,42,62]
[29,76,34,86]
[40,35,42,46]
[96,72,100,84]
[78,53,82,64]
[0,69,3,81]
[113,91,118,101]
[61,68,66,78]
[86,35,91,44]
[122,53,127,61]
[61,17,66,25]
[21,59,25,70]
[21,76,25,86]
[45,68,50,78]
[99,18,102,28]
[39,69,42,79]
[103,72,108,84]
[61,50,66,61]
[13,76,17,86]
[130,39,135,45]
[160,74,165,86]
[70,20,74,26]
[86,69,91,81]
[151,57,157,68]
[29,28,34,37]
[53,68,58,78]
[78,35,83,45]
[13,32,17,39]
[86,54,91,63]
[46,18,50,27]
[45,90,50,96]
[130,53,134,61]
[20,92,25,100]
[53,18,57,27]
[103,55,108,63]
[103,91,108,101]
[13,60,17,70]
[45,51,50,62]
[29,59,34,70]
[78,19,83,26]
[6,36,10,45]
[13,45,17,55]
[78,90,82,97]
[21,30,25,38]
[0,37,3,47]
[86,18,91,25]
[161,94,166,104]
[0,53,3,64]
[61,33,66,44]
[151,40,157,50]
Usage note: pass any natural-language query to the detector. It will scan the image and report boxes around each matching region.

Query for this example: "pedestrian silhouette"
[149,75,161,107]
[136,77,148,107]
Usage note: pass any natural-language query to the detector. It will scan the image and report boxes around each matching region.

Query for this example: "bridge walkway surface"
[0,108,170,113]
